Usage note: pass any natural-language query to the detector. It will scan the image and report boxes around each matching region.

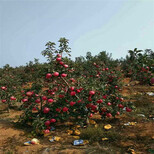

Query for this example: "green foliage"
[41,41,56,62]
[121,48,154,84]
[41,37,71,63]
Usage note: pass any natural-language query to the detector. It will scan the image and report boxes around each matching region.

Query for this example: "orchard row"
[0,38,153,134]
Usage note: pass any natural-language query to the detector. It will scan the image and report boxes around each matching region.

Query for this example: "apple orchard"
[0,38,153,134]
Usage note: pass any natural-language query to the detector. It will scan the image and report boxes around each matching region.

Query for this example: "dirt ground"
[0,79,154,154]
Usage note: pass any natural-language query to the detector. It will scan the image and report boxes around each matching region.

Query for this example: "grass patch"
[133,95,154,118]
[80,125,122,143]
[80,125,104,142]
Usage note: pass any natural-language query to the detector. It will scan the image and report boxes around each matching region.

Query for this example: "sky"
[0,0,154,68]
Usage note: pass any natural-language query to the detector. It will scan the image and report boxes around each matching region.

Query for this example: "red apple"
[61,73,67,77]
[118,104,124,108]
[43,107,50,113]
[70,78,76,82]
[42,96,47,100]
[32,107,37,111]
[56,57,61,61]
[26,91,33,97]
[107,102,112,106]
[63,64,68,68]
[35,99,40,103]
[106,113,112,117]
[46,73,52,79]
[48,99,54,103]
[70,101,76,106]
[89,113,93,118]
[91,105,97,110]
[43,129,50,134]
[53,72,59,77]
[45,120,51,126]
[59,94,64,98]
[126,107,132,112]
[70,87,75,91]
[1,86,7,90]
[2,99,6,103]
[70,91,76,96]
[120,98,124,101]
[102,95,107,99]
[88,96,92,101]
[77,100,82,103]
[62,107,69,112]
[56,108,61,112]
[89,91,95,95]
[76,89,81,93]
[96,99,103,104]
[116,97,119,100]
[151,78,154,84]
[10,96,16,101]
[22,98,28,102]
[50,118,56,123]
[57,54,62,57]
[116,112,120,115]
[115,86,118,89]
[59,61,64,65]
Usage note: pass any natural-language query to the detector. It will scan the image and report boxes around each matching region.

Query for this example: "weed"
[80,125,122,143]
